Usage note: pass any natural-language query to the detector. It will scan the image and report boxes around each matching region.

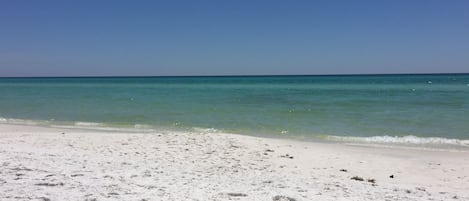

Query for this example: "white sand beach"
[1,123,468,201]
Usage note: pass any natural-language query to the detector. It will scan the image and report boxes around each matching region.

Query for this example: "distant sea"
[1,74,468,147]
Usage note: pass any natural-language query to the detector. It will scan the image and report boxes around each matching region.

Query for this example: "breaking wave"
[2,116,469,148]
[0,117,156,132]
[192,127,221,133]
[327,135,469,146]
[74,121,104,127]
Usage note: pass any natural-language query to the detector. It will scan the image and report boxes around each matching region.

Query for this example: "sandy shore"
[0,124,468,201]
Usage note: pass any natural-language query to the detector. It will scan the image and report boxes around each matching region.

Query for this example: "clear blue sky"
[1,0,468,76]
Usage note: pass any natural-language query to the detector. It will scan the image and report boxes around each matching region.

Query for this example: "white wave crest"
[192,127,219,133]
[328,135,469,146]
[0,117,46,125]
[74,122,103,127]
[134,124,153,129]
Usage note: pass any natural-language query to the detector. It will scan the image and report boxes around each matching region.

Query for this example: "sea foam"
[192,127,220,133]
[74,122,104,127]
[327,135,469,146]
[0,117,48,125]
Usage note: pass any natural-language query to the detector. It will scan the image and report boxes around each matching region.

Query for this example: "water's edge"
[2,117,468,150]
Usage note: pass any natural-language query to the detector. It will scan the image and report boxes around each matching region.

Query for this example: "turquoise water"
[1,74,468,145]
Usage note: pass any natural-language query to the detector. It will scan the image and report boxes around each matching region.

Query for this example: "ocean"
[1,74,468,147]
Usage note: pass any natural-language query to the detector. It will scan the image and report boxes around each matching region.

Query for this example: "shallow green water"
[1,74,468,145]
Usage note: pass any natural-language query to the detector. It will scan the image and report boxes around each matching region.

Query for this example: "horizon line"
[1,72,468,79]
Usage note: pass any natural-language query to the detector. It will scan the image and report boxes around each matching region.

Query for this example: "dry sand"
[0,123,468,201]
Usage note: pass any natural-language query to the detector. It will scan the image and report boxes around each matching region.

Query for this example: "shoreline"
[1,124,468,200]
[2,118,469,150]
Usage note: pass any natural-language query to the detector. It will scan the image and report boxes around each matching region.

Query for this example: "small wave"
[327,135,469,146]
[0,117,157,132]
[192,127,220,133]
[72,122,156,132]
[74,122,104,127]
[0,117,49,125]
[133,124,156,131]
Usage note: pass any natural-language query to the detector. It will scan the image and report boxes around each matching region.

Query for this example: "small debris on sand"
[280,154,294,159]
[339,169,348,172]
[416,187,426,192]
[11,167,33,171]
[272,195,297,201]
[35,182,64,187]
[39,197,51,201]
[226,193,247,197]
[367,178,376,183]
[390,174,394,179]
[351,176,364,181]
